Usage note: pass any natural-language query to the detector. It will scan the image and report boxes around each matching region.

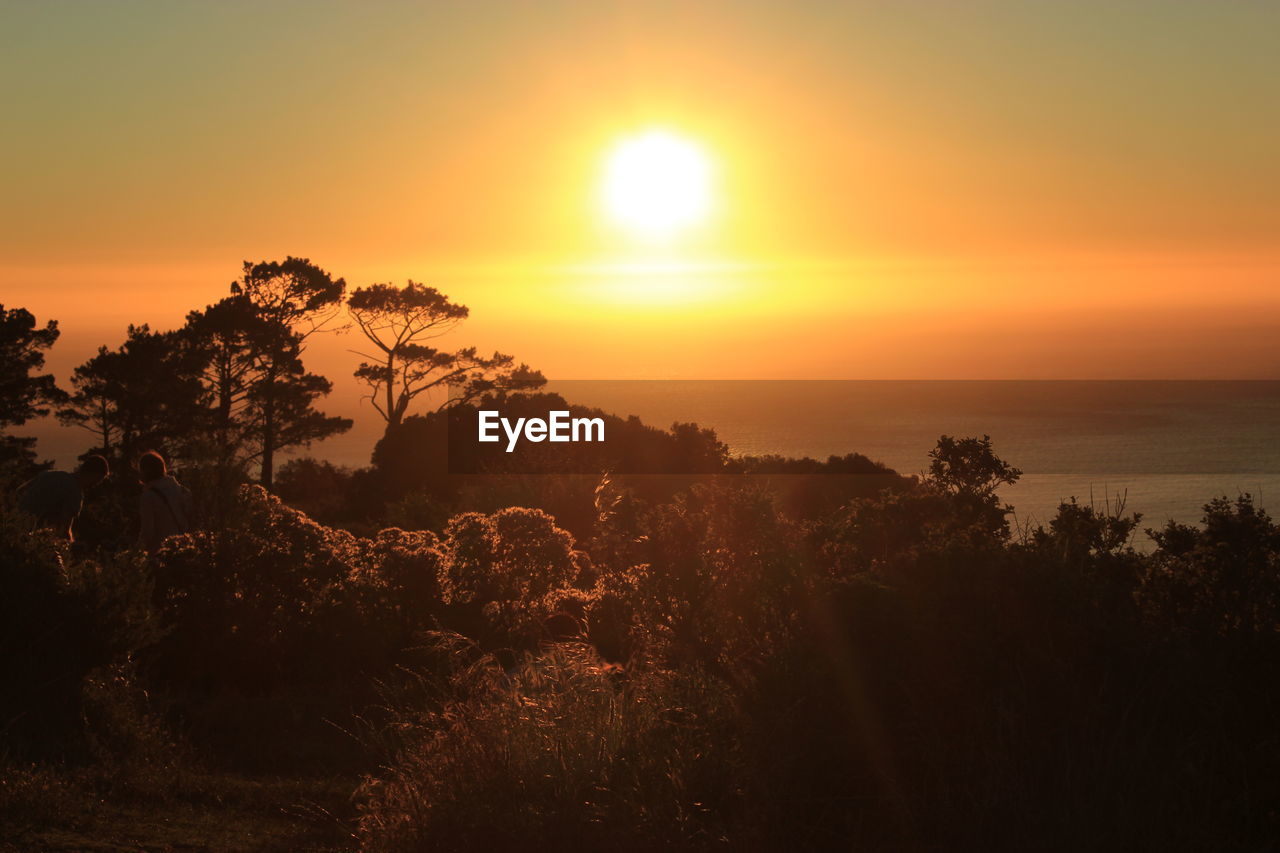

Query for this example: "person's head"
[137,450,167,483]
[77,454,110,488]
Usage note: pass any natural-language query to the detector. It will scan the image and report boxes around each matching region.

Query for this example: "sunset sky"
[3,0,1278,401]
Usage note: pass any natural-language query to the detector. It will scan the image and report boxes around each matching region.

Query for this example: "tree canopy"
[348,280,544,431]
[0,305,66,472]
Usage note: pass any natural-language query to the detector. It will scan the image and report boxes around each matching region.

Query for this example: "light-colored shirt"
[139,475,193,553]
[17,470,83,539]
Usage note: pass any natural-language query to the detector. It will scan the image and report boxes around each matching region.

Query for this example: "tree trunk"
[97,400,113,457]
[261,400,275,489]
[217,349,235,468]
[260,365,277,490]
[386,352,398,428]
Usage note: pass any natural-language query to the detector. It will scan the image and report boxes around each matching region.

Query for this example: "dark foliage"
[348,280,545,432]
[0,305,66,475]
[57,324,206,465]
[5,431,1280,849]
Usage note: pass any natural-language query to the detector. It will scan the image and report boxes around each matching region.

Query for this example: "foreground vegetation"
[3,433,1279,851]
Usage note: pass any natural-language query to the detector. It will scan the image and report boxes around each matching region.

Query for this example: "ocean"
[541,380,1280,537]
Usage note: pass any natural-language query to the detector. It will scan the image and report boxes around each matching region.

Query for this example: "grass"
[0,765,359,852]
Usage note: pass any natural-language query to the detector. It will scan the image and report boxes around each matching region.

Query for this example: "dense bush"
[596,483,807,673]
[145,488,600,698]
[1141,494,1280,639]
[7,437,1280,849]
[149,485,371,693]
[438,506,588,645]
[0,503,159,761]
[0,514,100,759]
[357,641,742,852]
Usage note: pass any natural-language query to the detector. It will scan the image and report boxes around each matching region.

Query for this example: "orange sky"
[3,0,1279,397]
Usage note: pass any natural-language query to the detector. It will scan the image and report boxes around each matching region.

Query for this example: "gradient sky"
[3,0,1278,401]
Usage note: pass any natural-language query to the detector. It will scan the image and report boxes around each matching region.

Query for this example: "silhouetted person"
[16,455,110,542]
[137,450,193,553]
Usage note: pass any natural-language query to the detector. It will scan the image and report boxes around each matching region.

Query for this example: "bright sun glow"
[601,130,713,237]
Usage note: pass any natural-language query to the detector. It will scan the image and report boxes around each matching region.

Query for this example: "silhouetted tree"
[182,258,351,488]
[348,281,544,432]
[928,434,1022,498]
[56,325,206,464]
[182,295,259,474]
[232,256,347,339]
[927,433,1022,541]
[244,345,351,489]
[236,258,348,488]
[0,305,66,473]
[668,421,731,473]
[1031,496,1142,564]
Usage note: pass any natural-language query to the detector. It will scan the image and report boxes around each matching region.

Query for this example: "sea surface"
[542,380,1280,539]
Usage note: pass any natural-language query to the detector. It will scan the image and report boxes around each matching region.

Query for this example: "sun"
[601,130,713,238]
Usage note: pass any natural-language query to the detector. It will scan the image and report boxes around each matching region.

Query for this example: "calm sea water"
[544,380,1280,536]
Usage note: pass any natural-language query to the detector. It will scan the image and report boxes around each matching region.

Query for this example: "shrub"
[1140,494,1280,639]
[0,503,162,761]
[149,485,365,692]
[357,641,743,852]
[595,483,805,671]
[438,507,585,644]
